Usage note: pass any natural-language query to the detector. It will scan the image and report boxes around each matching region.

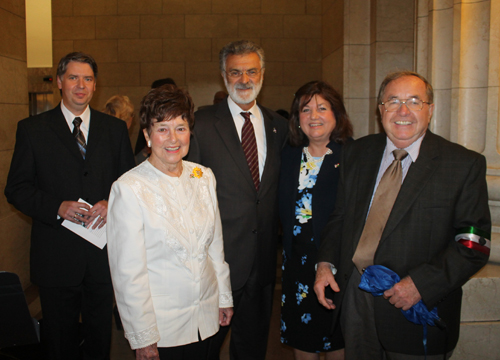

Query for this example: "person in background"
[279,81,352,360]
[314,71,491,359]
[213,91,228,105]
[276,109,290,120]
[187,40,288,360]
[4,52,135,360]
[107,84,233,360]
[102,95,135,129]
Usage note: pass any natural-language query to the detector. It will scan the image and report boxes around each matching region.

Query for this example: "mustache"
[235,83,253,90]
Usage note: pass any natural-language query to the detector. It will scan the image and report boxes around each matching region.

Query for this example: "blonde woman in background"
[103,95,134,129]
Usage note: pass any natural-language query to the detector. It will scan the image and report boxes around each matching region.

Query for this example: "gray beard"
[224,77,263,105]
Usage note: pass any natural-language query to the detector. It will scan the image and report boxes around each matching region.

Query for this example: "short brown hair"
[57,52,98,79]
[288,81,353,147]
[140,85,194,134]
[377,70,434,105]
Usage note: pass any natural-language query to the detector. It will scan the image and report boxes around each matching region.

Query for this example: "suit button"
[256,200,260,205]
[252,229,257,234]
[83,172,88,176]
[344,274,348,281]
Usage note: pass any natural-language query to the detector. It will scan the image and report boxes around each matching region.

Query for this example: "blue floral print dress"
[280,148,344,353]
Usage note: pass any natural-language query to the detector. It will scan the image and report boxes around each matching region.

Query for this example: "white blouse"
[107,160,233,349]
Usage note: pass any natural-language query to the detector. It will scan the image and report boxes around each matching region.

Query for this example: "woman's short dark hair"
[140,85,194,134]
[288,81,353,147]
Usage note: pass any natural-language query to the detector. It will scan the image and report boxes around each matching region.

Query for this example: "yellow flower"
[192,167,203,178]
[301,293,307,298]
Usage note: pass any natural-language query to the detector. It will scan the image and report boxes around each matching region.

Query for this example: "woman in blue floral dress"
[278,81,353,360]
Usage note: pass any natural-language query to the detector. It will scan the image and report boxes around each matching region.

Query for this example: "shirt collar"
[385,132,426,163]
[60,100,91,130]
[227,96,259,120]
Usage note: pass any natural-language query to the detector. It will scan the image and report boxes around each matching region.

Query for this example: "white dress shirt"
[368,133,425,213]
[227,97,267,180]
[107,160,233,349]
[60,100,90,142]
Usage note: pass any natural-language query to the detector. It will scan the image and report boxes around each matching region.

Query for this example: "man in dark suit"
[187,40,288,359]
[5,52,135,360]
[314,71,491,359]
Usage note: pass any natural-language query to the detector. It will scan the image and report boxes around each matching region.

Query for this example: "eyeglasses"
[380,98,431,112]
[225,69,262,79]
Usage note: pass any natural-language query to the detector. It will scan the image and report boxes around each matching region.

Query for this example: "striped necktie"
[241,112,260,191]
[73,117,87,159]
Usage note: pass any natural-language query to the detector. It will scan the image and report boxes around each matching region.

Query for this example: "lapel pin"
[273,127,277,133]
[335,163,340,168]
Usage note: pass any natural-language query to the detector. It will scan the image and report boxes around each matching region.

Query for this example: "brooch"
[190,167,203,178]
[273,127,277,133]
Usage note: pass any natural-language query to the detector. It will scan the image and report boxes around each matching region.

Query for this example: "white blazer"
[107,160,233,349]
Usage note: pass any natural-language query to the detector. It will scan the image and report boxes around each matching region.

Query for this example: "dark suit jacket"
[5,105,135,287]
[187,100,288,291]
[318,131,491,355]
[278,141,345,260]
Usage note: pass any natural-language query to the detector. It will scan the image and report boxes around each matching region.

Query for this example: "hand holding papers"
[62,199,107,249]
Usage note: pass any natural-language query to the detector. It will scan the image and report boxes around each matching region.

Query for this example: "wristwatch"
[314,262,337,275]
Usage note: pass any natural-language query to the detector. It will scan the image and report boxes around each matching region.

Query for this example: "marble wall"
[48,0,323,145]
[0,0,31,288]
[322,0,415,138]
[416,0,500,257]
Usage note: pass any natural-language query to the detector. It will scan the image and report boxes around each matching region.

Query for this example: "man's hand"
[58,201,91,225]
[313,262,340,310]
[219,307,234,326]
[87,200,108,229]
[383,276,422,311]
[136,343,159,360]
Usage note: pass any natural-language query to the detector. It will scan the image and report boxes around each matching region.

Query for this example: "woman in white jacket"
[107,85,233,360]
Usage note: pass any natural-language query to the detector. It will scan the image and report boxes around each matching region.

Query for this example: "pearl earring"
[148,140,151,147]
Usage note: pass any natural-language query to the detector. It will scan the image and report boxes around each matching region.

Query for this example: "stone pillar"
[417,0,499,252]
[322,0,415,137]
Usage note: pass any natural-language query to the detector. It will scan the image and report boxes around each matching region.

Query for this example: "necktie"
[352,149,408,273]
[73,117,87,159]
[241,112,260,191]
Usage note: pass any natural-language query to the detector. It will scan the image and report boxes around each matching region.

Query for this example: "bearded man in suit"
[314,71,491,360]
[5,52,135,360]
[187,40,288,360]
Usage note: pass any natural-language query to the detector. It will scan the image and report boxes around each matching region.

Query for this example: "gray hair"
[377,70,433,105]
[57,52,98,79]
[219,40,265,72]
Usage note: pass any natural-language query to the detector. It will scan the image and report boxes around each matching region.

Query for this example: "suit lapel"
[48,106,85,161]
[350,135,386,251]
[85,108,103,161]
[214,102,256,190]
[381,132,439,241]
[259,106,278,194]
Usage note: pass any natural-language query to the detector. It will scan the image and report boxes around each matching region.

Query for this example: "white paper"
[62,199,107,249]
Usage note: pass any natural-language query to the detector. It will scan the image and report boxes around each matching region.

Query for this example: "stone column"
[322,0,415,137]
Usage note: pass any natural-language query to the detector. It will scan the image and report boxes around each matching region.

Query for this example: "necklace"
[303,146,332,164]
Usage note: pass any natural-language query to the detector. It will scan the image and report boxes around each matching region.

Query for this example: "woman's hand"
[219,307,234,326]
[136,343,159,360]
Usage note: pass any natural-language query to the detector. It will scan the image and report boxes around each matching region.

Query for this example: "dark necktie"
[73,117,87,159]
[241,112,260,191]
[352,149,408,273]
